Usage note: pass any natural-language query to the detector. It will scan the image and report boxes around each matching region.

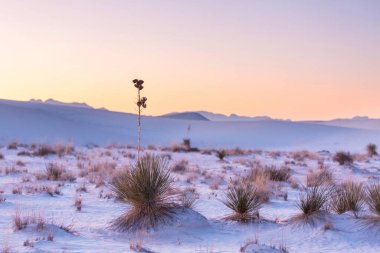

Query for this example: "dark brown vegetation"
[333,152,353,166]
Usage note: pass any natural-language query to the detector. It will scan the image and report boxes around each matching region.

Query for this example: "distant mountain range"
[161,111,275,122]
[1,98,380,151]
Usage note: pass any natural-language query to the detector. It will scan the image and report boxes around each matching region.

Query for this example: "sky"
[0,0,379,120]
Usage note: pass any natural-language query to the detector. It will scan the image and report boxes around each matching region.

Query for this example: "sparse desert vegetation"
[1,143,380,252]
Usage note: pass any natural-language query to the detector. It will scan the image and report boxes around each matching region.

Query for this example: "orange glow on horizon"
[1,1,379,121]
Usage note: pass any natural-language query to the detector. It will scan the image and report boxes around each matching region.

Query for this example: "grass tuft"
[293,185,332,224]
[331,181,365,218]
[110,153,177,232]
[223,183,262,222]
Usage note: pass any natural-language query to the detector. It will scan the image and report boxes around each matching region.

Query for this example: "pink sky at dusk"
[1,0,379,120]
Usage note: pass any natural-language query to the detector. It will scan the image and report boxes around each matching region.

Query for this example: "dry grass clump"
[171,159,189,173]
[75,197,83,211]
[216,150,226,161]
[363,183,380,228]
[33,144,74,157]
[179,188,199,209]
[248,165,290,183]
[331,181,365,218]
[246,166,271,202]
[223,183,262,222]
[366,183,380,216]
[225,147,246,156]
[293,185,332,224]
[267,166,291,182]
[12,211,46,232]
[17,151,32,156]
[306,167,333,187]
[291,150,320,162]
[8,142,18,150]
[333,151,353,166]
[43,163,75,181]
[367,143,378,157]
[110,153,177,232]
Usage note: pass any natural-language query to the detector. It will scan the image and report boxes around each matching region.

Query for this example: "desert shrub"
[331,181,365,218]
[246,166,271,202]
[34,145,57,156]
[291,150,319,162]
[75,197,82,211]
[248,165,290,182]
[7,142,18,150]
[366,183,380,216]
[367,143,378,157]
[13,210,29,231]
[45,163,75,181]
[223,183,262,222]
[110,153,177,231]
[306,167,333,187]
[46,163,63,180]
[294,185,331,223]
[171,159,189,173]
[267,166,291,182]
[225,147,246,156]
[17,151,32,156]
[0,153,3,160]
[216,150,226,160]
[333,152,353,166]
[54,144,74,157]
[180,188,199,209]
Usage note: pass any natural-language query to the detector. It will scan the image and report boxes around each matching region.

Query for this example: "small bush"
[46,164,63,181]
[216,150,226,161]
[333,152,353,166]
[34,145,56,156]
[13,210,28,231]
[306,167,333,187]
[0,153,3,160]
[267,166,291,182]
[171,159,189,173]
[45,163,75,181]
[75,197,82,211]
[110,154,177,231]
[7,142,18,150]
[367,143,378,157]
[331,181,365,218]
[246,166,271,202]
[223,183,262,222]
[294,185,331,223]
[180,188,199,209]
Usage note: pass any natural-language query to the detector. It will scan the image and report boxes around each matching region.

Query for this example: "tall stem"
[137,89,141,161]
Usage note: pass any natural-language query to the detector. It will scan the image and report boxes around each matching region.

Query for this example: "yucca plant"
[331,181,365,218]
[223,183,262,222]
[294,185,331,224]
[110,154,176,231]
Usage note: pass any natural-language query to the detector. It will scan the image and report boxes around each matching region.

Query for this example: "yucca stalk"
[133,79,147,161]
